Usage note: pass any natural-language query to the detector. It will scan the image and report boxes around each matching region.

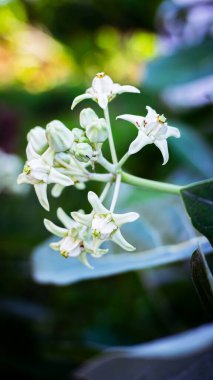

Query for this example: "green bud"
[46,120,74,153]
[86,118,108,143]
[80,108,99,129]
[27,126,48,154]
[73,142,93,163]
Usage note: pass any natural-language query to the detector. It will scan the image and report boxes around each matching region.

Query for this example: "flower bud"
[86,118,108,143]
[73,142,93,163]
[46,120,74,153]
[80,108,98,129]
[54,152,71,167]
[27,126,48,154]
[72,128,84,140]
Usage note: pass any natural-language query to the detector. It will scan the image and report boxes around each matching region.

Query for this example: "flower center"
[23,164,31,175]
[96,72,106,78]
[158,114,166,124]
[92,213,117,240]
[61,250,69,258]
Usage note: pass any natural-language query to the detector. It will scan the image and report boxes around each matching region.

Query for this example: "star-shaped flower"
[17,144,73,211]
[44,208,107,268]
[117,106,181,165]
[71,191,140,251]
[71,72,140,110]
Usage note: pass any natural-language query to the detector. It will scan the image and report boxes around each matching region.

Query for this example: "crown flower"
[72,191,140,252]
[44,208,107,268]
[117,106,181,165]
[17,145,74,211]
[71,72,140,110]
[17,73,183,269]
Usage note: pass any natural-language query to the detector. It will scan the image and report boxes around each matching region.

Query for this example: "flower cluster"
[18,72,181,268]
[44,191,139,268]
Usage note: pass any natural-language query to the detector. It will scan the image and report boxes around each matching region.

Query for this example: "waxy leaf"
[32,237,211,285]
[191,248,213,317]
[181,179,213,246]
[143,41,213,90]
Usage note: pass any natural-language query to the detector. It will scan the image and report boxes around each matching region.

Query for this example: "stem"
[110,173,121,211]
[55,156,88,175]
[104,105,118,165]
[88,173,114,183]
[122,171,182,195]
[98,154,116,173]
[118,152,129,168]
[100,182,112,203]
[71,155,89,175]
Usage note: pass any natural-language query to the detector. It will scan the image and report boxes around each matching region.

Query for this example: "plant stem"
[88,173,114,183]
[121,171,182,195]
[110,173,121,211]
[104,105,118,165]
[98,154,116,173]
[100,182,112,203]
[118,152,129,168]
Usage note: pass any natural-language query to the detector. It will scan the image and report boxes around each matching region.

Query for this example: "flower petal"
[48,168,74,186]
[57,207,75,229]
[113,84,140,95]
[71,93,93,110]
[113,212,140,227]
[92,74,113,94]
[44,218,67,237]
[165,126,181,139]
[26,142,40,160]
[128,130,152,155]
[146,106,158,122]
[117,114,144,128]
[111,229,136,251]
[97,93,108,109]
[71,211,93,227]
[51,184,64,198]
[78,252,94,269]
[42,147,54,166]
[88,191,108,213]
[50,241,61,251]
[34,183,49,211]
[154,139,169,165]
[17,173,30,185]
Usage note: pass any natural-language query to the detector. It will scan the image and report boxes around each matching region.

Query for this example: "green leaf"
[170,124,213,178]
[181,179,213,246]
[32,237,211,285]
[143,41,213,90]
[191,248,213,317]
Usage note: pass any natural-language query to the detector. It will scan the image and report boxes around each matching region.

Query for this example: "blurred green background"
[0,0,213,378]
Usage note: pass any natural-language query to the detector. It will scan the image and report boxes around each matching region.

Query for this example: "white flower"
[117,106,181,165]
[72,191,139,251]
[46,120,74,153]
[27,126,48,154]
[44,208,107,268]
[80,108,108,143]
[71,72,140,110]
[17,145,74,211]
